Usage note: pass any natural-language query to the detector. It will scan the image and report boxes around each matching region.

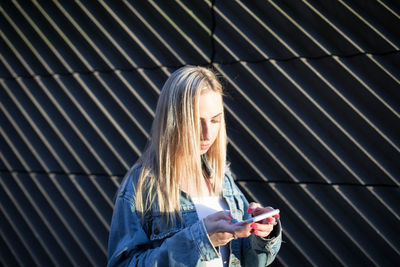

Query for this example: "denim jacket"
[107,167,282,267]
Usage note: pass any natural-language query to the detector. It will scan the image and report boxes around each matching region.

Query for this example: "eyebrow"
[200,112,222,120]
[212,112,222,118]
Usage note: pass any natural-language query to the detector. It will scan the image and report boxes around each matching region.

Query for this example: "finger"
[252,227,273,238]
[232,223,252,238]
[207,211,233,222]
[253,206,275,216]
[247,202,263,214]
[251,223,274,237]
[257,217,276,224]
[232,221,252,231]
[251,222,273,232]
[266,217,276,225]
[273,213,280,219]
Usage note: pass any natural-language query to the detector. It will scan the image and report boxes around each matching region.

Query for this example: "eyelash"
[211,119,220,123]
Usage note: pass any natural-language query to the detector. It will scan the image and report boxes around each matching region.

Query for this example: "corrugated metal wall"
[1,1,399,266]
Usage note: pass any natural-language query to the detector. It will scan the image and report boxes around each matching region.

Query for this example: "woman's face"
[199,90,223,155]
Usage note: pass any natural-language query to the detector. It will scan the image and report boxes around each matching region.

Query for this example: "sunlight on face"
[199,90,223,155]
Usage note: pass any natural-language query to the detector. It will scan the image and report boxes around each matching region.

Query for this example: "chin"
[200,150,207,155]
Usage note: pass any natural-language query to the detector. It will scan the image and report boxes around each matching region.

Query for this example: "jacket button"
[154,227,160,235]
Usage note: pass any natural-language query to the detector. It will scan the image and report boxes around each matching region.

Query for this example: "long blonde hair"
[133,65,227,224]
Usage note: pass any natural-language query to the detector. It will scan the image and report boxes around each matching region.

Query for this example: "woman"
[107,66,282,266]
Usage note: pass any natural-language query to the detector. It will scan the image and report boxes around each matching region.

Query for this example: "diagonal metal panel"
[1,0,399,266]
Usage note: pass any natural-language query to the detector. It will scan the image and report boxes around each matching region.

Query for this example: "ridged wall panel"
[1,1,399,266]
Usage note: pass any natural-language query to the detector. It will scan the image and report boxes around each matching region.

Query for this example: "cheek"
[210,124,220,141]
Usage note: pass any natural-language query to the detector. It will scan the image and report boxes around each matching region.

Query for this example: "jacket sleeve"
[240,191,282,267]
[225,169,282,266]
[107,192,219,267]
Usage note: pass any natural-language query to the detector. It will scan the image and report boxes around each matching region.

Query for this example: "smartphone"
[235,209,280,225]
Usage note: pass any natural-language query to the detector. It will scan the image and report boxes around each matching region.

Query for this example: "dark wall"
[1,1,399,266]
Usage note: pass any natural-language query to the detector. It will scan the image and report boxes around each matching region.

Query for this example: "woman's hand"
[203,211,252,247]
[246,203,280,238]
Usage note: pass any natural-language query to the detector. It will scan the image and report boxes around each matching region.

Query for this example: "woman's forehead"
[199,91,223,118]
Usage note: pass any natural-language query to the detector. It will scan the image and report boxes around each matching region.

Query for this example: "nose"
[201,122,210,141]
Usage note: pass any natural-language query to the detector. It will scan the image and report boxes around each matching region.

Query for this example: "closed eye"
[211,113,222,123]
[200,112,222,124]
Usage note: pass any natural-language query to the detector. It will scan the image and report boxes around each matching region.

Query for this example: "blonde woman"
[107,66,282,266]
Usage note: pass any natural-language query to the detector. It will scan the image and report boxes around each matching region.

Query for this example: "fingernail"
[228,215,233,219]
[250,223,257,229]
[253,230,258,235]
[273,214,280,219]
[267,217,274,223]
[247,208,253,214]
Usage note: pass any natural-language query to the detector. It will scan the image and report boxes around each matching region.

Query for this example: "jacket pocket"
[149,215,184,241]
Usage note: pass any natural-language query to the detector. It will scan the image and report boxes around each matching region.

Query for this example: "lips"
[200,144,210,150]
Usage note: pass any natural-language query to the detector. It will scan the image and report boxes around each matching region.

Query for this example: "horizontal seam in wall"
[1,169,398,188]
[1,49,399,81]
[239,179,399,188]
